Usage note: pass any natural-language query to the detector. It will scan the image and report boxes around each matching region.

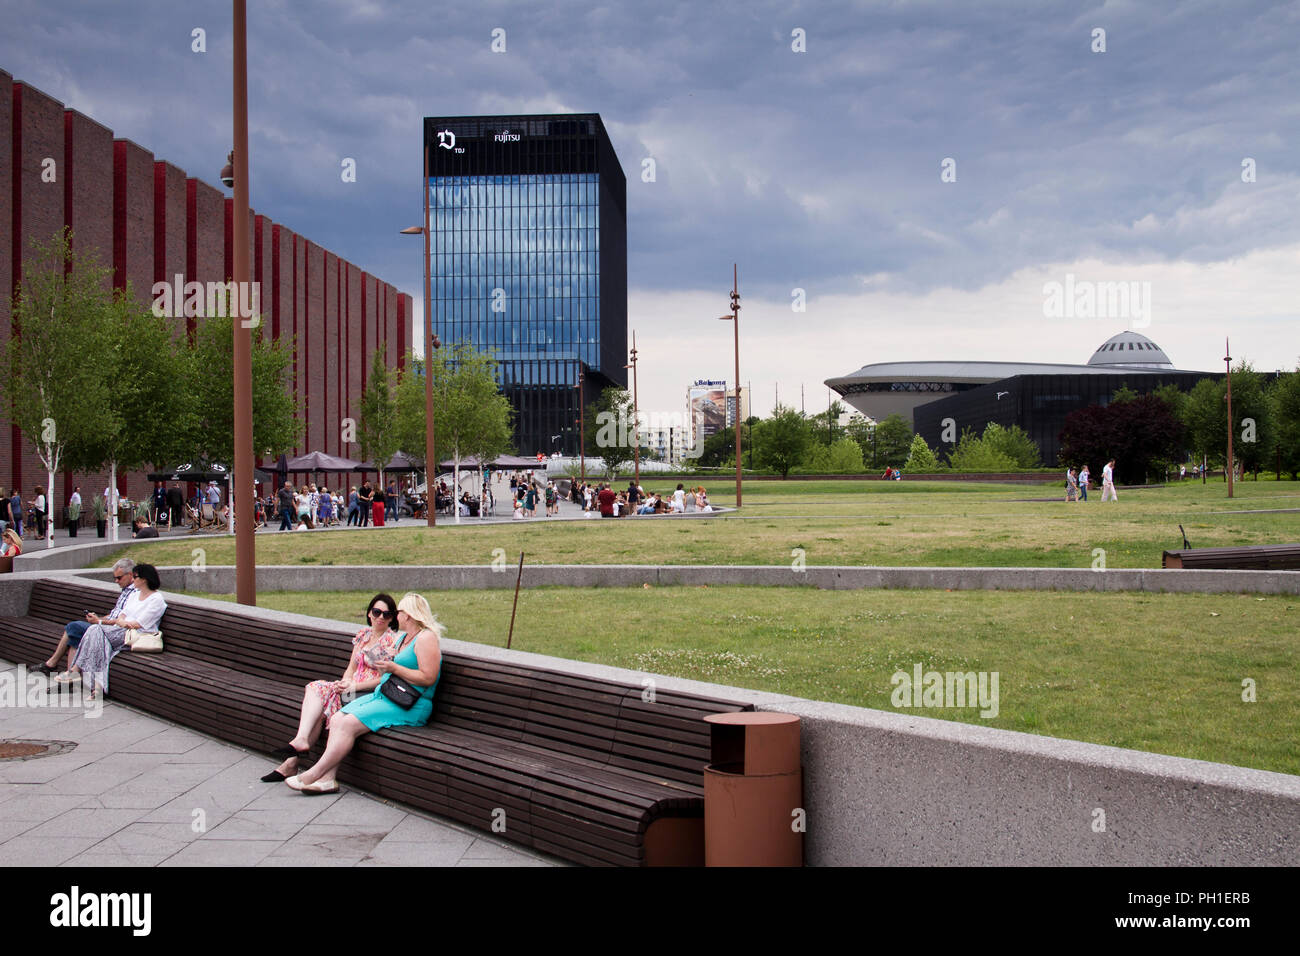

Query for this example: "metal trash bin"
[703,712,803,866]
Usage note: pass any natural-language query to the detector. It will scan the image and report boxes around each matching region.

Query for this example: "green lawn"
[106,478,1300,570]
[193,586,1300,777]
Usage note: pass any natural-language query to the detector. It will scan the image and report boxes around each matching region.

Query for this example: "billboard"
[688,380,728,447]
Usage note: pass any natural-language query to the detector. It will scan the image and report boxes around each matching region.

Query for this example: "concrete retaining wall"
[56,563,1300,595]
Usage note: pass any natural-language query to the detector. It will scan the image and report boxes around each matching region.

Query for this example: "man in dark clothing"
[598,483,616,517]
[166,485,185,527]
[358,481,373,526]
[626,479,640,507]
[278,481,296,531]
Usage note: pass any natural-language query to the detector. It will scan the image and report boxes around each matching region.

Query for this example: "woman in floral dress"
[261,593,402,782]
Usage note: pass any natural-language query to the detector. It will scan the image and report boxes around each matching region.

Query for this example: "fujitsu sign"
[494,129,522,142]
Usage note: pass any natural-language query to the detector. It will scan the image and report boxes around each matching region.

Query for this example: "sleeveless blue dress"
[341,634,439,731]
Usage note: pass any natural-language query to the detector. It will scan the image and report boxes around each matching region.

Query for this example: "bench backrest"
[26,579,352,685]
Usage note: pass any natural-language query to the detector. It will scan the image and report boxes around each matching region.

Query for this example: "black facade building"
[423,114,627,457]
[914,371,1216,466]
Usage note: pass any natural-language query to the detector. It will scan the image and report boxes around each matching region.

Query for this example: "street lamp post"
[231,0,255,606]
[401,143,441,526]
[1225,338,1235,499]
[717,264,742,507]
[624,331,639,490]
[573,372,585,481]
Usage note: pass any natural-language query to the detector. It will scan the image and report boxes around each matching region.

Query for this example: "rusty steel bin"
[703,712,803,866]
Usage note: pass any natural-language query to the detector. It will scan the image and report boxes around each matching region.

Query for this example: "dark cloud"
[3,0,1297,306]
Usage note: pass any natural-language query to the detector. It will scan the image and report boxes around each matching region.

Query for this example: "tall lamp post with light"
[717,264,742,507]
[401,140,441,526]
[573,374,586,482]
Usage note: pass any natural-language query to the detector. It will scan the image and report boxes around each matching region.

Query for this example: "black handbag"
[379,675,420,709]
[378,631,421,709]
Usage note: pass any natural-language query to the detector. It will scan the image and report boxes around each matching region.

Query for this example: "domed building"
[826,332,1214,466]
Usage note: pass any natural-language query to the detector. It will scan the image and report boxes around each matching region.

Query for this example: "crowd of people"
[565,479,712,517]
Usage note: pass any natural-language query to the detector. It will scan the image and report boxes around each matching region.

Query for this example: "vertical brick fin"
[1,71,14,494]
[112,139,154,311]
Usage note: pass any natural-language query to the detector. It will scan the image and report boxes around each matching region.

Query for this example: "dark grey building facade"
[423,114,627,456]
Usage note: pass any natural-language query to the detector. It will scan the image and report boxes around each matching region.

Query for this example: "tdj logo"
[437,130,456,150]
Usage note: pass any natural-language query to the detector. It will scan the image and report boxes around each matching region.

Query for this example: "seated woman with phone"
[262,593,402,782]
[285,593,442,795]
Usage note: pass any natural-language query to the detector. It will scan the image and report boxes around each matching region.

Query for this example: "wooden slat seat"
[1162,544,1300,570]
[0,578,753,866]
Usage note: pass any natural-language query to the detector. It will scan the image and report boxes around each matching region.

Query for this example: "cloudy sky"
[4,0,1298,419]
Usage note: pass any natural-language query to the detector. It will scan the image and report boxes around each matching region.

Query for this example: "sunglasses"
[368,606,393,619]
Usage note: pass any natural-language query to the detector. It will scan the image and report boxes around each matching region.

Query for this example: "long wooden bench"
[1162,544,1300,570]
[0,578,752,866]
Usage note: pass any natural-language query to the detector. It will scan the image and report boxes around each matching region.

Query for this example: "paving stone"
[25,807,148,840]
[361,840,469,866]
[310,795,408,829]
[384,814,478,843]
[0,835,102,866]
[0,791,89,822]
[160,839,283,866]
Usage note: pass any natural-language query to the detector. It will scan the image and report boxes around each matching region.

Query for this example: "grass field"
[194,586,1300,776]
[105,478,1300,569]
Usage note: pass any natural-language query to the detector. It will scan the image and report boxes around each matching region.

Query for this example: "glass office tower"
[423,114,627,457]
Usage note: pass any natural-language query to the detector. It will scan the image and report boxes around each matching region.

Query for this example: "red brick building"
[1,69,411,519]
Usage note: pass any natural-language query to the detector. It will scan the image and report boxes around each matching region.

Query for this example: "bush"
[948,428,1017,471]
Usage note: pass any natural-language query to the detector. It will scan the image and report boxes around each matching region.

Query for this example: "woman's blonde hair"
[397,592,443,639]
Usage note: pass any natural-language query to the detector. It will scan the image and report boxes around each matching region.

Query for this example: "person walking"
[1065,468,1078,503]
[278,481,296,531]
[67,487,82,537]
[1101,459,1118,502]
[1078,465,1090,502]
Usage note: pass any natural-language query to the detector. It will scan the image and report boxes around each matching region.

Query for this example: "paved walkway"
[0,658,562,867]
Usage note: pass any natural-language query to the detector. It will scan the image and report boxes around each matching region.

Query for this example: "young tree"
[392,353,429,485]
[588,387,641,478]
[3,232,117,549]
[980,423,1041,469]
[904,433,939,472]
[88,296,193,541]
[1184,376,1226,476]
[752,404,811,479]
[183,314,300,467]
[429,345,514,520]
[357,348,399,490]
[873,413,913,468]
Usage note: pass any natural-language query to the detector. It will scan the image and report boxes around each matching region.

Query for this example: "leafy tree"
[904,433,939,472]
[1058,393,1185,483]
[1184,376,1226,476]
[980,423,1041,469]
[87,296,193,541]
[587,387,644,478]
[844,413,875,466]
[948,428,1016,472]
[357,348,400,488]
[183,313,300,467]
[1223,364,1275,478]
[427,345,514,509]
[1270,367,1300,479]
[698,426,736,468]
[1111,384,1140,404]
[392,353,428,480]
[752,404,811,479]
[3,232,116,548]
[873,414,913,468]
[810,399,847,447]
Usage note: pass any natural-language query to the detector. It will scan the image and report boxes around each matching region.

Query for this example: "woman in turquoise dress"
[287,593,443,795]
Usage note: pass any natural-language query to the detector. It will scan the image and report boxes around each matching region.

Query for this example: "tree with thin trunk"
[358,348,399,493]
[3,232,116,549]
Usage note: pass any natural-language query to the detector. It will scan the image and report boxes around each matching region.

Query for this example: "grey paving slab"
[25,807,148,840]
[377,829,474,858]
[384,813,479,843]
[0,818,39,841]
[310,794,408,829]
[120,729,211,754]
[0,835,103,866]
[202,813,312,842]
[0,791,92,822]
[261,824,387,865]
[95,822,202,856]
[461,836,538,860]
[159,838,283,867]
[78,789,186,811]
[361,840,469,866]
